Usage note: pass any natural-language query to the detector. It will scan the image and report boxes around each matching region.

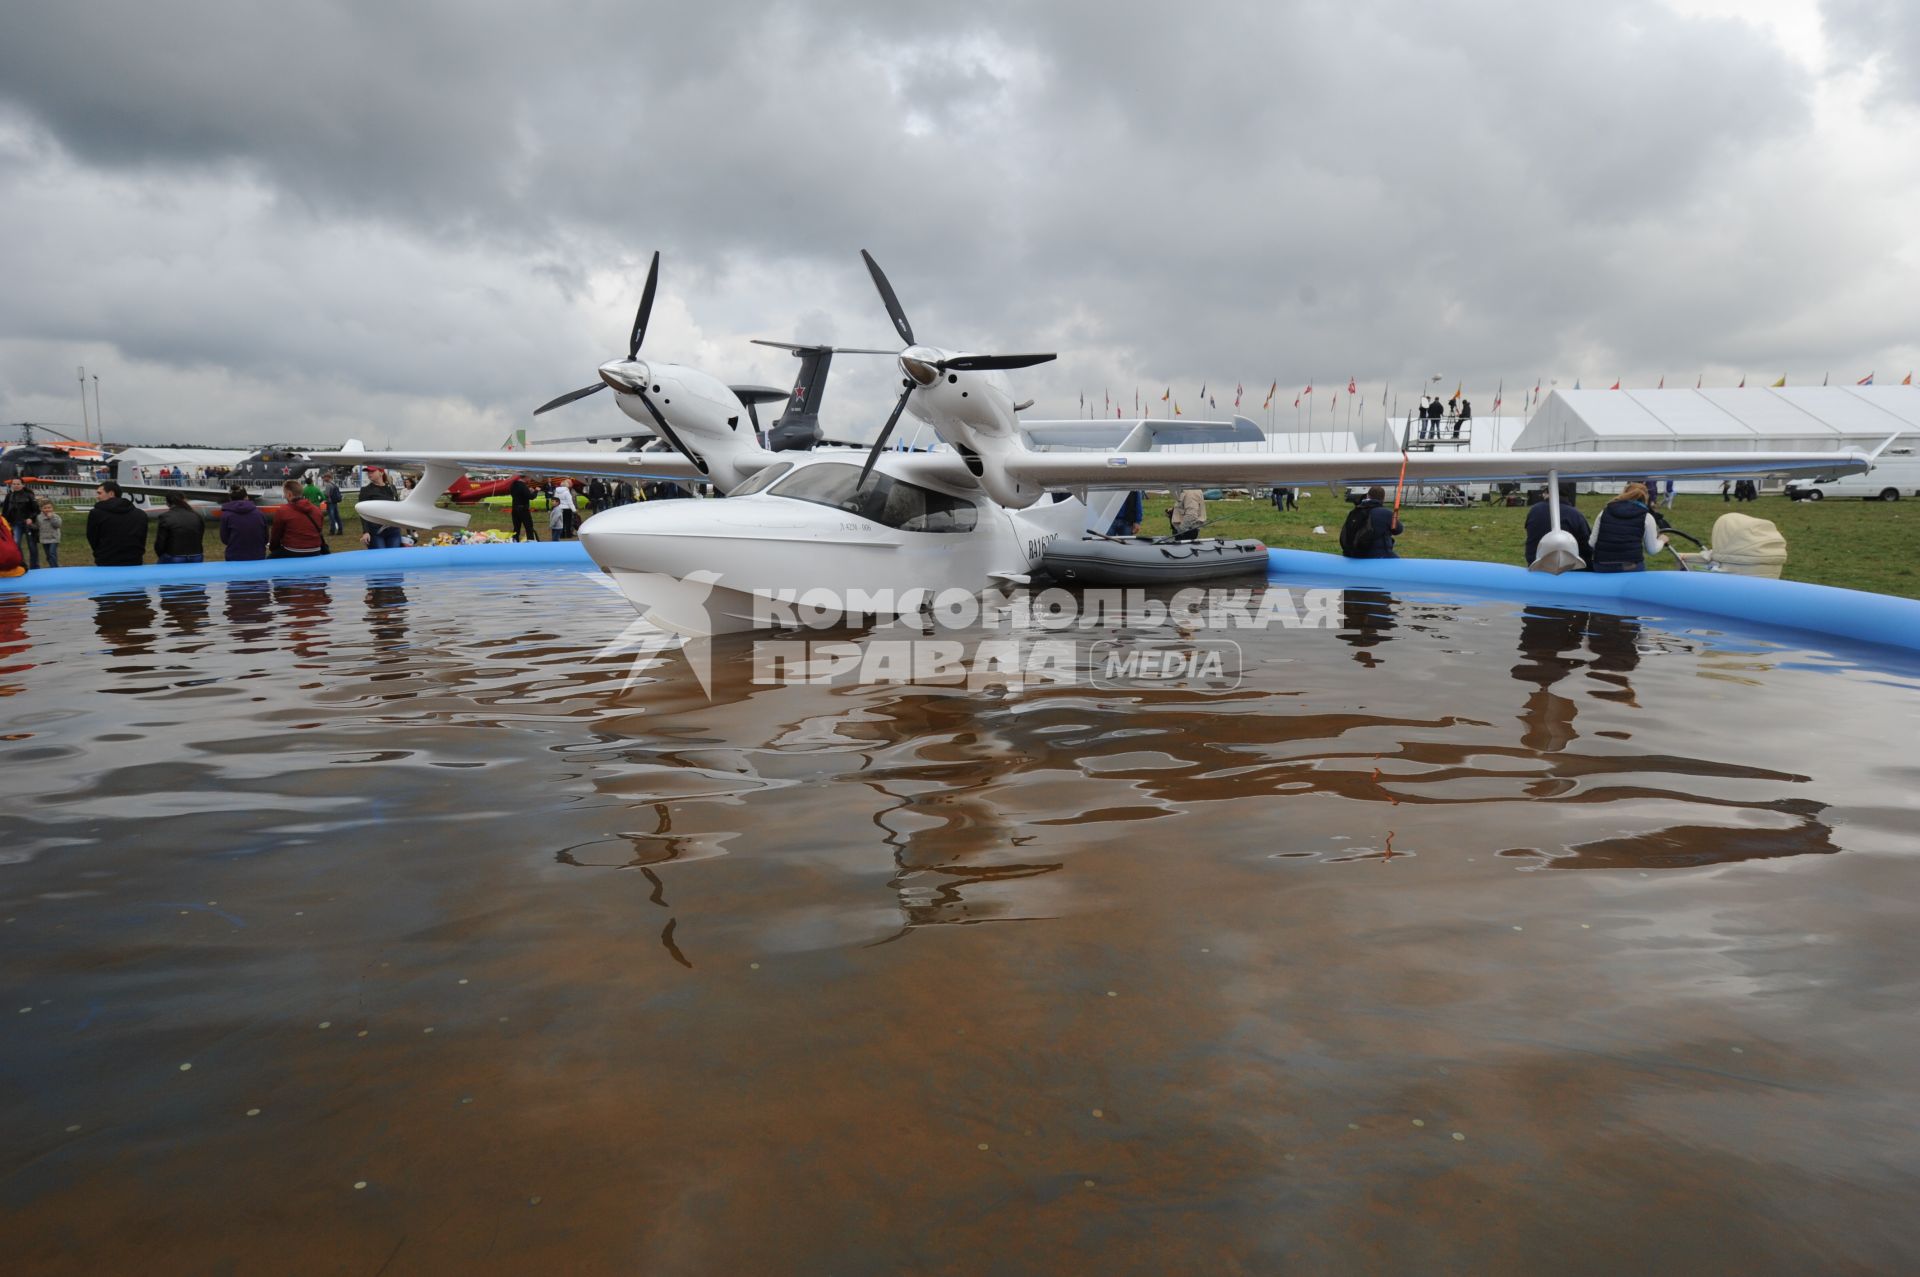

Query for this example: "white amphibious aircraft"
[314,251,1871,635]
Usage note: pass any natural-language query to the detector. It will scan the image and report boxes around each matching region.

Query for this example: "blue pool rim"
[5,541,1918,659]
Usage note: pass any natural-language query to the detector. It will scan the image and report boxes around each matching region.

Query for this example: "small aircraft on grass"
[311,251,1872,637]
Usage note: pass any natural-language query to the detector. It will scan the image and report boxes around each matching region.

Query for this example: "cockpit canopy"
[765,461,978,533]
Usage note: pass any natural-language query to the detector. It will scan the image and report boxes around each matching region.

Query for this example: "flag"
[1347,376,1357,395]
[1263,380,1276,408]
[1697,374,1702,389]
[1574,379,1581,390]
[1234,383,1243,407]
[1611,379,1621,390]
[1104,390,1110,413]
[1657,375,1664,389]
[1858,373,1874,385]
[1162,387,1170,402]
[1738,376,1745,388]
[1823,372,1829,386]
[1079,391,1085,412]
[1771,375,1786,387]
[1199,383,1207,401]
[1492,379,1503,412]
[1134,389,1140,413]
[1451,382,1461,403]
[1209,396,1216,409]
[1904,372,1913,385]
[1174,401,1182,416]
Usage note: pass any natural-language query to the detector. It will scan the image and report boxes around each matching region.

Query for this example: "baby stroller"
[1675,512,1788,578]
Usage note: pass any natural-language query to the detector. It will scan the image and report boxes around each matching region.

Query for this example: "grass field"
[21,491,1920,600]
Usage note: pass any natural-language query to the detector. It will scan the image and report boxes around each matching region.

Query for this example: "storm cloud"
[2,0,1915,447]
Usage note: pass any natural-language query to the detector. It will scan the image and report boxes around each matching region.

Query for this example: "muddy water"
[2,570,1918,1275]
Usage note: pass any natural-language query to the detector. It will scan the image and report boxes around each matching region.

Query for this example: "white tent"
[1516,386,1920,455]
[110,447,254,472]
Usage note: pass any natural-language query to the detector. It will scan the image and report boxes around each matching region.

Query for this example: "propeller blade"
[533,383,608,415]
[938,353,1058,372]
[858,385,914,488]
[629,250,660,359]
[636,390,708,474]
[860,249,914,347]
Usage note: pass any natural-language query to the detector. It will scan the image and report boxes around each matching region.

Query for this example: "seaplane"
[310,250,1873,636]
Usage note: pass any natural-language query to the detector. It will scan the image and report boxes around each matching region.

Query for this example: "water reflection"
[223,579,274,640]
[364,574,408,654]
[0,595,30,697]
[1337,588,1397,667]
[156,582,211,639]
[92,589,157,657]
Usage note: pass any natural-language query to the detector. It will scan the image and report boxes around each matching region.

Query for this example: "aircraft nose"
[598,359,649,394]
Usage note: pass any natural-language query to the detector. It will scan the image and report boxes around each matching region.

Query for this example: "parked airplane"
[311,251,1872,637]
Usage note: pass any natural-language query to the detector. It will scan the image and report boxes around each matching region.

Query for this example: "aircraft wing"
[305,447,723,485]
[1000,448,1875,489]
[1019,417,1264,447]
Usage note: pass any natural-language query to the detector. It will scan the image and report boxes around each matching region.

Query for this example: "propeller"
[849,250,1057,486]
[531,251,707,473]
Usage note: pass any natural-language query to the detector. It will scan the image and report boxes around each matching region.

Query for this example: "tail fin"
[766,345,833,451]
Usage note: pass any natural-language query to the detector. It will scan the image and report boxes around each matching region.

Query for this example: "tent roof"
[1517,387,1920,449]
[110,447,255,467]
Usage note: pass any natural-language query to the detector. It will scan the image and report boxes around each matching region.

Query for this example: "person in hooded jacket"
[218,486,272,561]
[87,481,149,566]
[154,492,207,563]
[1591,481,1667,572]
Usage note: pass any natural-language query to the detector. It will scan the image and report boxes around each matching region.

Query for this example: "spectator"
[269,480,329,559]
[1454,396,1471,439]
[1591,482,1666,573]
[154,493,207,564]
[1524,483,1592,568]
[0,508,23,578]
[508,474,538,542]
[1106,490,1144,537]
[35,499,62,567]
[86,480,149,566]
[550,477,577,540]
[323,474,344,535]
[218,486,272,562]
[1170,488,1207,541]
[2,477,38,572]
[302,474,324,505]
[1339,486,1402,558]
[357,470,403,549]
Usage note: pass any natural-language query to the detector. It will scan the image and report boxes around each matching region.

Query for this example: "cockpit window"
[769,462,978,533]
[728,461,792,496]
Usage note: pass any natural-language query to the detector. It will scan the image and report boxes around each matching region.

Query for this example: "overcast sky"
[3,0,1917,449]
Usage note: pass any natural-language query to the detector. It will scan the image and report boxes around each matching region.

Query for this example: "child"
[36,500,62,567]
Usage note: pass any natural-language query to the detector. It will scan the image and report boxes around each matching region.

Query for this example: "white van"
[1785,451,1920,502]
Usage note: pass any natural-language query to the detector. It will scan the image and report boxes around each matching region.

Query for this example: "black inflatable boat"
[1040,536,1270,586]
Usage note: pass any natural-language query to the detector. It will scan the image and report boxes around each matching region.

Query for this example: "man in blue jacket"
[1340,486,1402,558]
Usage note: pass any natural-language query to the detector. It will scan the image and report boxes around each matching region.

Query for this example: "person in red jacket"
[269,480,329,559]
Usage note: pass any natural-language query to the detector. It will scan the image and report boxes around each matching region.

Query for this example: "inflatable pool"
[7,541,1917,657]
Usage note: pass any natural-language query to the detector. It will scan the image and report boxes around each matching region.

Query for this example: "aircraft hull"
[577,486,1077,638]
